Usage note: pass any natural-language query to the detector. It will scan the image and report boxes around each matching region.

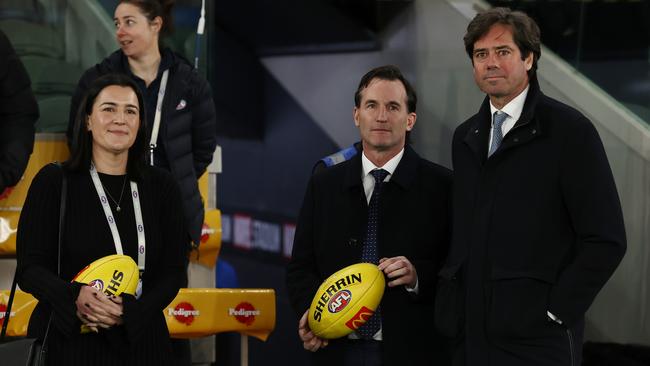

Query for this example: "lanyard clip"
[149,144,156,166]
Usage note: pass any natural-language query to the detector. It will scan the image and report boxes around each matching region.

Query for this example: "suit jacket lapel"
[376,146,420,256]
[463,97,492,165]
[389,145,419,191]
[343,153,368,256]
[497,77,542,154]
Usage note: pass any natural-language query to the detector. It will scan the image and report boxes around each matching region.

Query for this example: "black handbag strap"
[1,163,67,341]
[1,271,19,340]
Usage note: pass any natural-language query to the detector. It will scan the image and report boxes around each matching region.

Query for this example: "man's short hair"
[463,7,541,77]
[354,65,417,113]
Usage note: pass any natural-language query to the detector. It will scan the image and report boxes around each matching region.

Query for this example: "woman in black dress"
[17,73,187,365]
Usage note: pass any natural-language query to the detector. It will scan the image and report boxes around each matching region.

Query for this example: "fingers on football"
[379,257,408,275]
[303,335,327,352]
[76,286,123,324]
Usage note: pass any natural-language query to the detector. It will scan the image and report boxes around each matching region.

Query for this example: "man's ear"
[353,107,360,127]
[406,113,417,131]
[524,52,533,71]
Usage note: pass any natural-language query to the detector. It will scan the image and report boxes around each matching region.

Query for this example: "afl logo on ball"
[88,279,104,291]
[327,289,352,313]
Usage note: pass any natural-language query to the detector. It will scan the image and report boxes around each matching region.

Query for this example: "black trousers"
[456,319,585,366]
[312,338,382,366]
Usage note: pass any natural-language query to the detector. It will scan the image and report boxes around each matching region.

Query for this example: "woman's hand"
[75,285,124,329]
[76,310,99,333]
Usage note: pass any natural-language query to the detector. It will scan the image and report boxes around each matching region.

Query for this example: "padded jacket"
[67,49,217,246]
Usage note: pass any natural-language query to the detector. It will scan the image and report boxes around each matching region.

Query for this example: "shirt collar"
[490,84,529,122]
[361,148,404,179]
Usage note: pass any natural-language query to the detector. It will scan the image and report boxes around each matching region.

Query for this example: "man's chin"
[481,86,507,98]
[366,141,401,153]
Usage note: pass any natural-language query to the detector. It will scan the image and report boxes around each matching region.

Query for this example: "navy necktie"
[357,168,389,339]
[489,111,508,157]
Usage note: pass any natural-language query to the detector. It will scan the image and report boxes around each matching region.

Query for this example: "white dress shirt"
[487,85,529,153]
[361,149,404,203]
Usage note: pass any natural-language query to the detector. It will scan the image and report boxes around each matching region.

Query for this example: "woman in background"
[67,0,217,253]
[18,73,187,365]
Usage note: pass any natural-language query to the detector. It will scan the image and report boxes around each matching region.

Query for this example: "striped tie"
[489,111,508,157]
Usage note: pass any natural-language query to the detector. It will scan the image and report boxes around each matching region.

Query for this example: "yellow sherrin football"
[308,263,385,339]
[72,254,139,297]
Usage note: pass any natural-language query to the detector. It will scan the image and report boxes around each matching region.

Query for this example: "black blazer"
[287,145,452,365]
[437,77,626,366]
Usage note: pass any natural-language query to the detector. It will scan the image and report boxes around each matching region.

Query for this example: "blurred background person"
[0,28,37,198]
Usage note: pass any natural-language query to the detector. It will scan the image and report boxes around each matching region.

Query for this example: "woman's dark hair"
[463,7,541,77]
[66,73,147,179]
[120,0,175,36]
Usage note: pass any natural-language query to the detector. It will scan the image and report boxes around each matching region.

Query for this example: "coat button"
[513,137,519,142]
[532,129,537,134]
[474,129,479,134]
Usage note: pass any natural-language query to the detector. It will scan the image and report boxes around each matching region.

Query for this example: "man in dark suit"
[435,7,626,366]
[286,65,451,365]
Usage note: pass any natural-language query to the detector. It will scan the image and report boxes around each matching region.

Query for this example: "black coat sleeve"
[286,176,322,318]
[548,119,627,327]
[0,30,37,192]
[189,74,217,178]
[410,168,452,304]
[16,164,81,337]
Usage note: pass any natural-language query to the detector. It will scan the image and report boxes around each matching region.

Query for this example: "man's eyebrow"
[474,45,512,53]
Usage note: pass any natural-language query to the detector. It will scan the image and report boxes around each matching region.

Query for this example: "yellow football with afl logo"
[72,254,139,297]
[308,263,385,339]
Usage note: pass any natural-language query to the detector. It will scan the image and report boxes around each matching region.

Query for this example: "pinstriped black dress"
[17,164,188,365]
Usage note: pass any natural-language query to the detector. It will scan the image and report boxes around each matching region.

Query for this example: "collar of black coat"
[99,47,188,76]
[463,75,543,161]
[344,144,420,190]
[117,47,176,78]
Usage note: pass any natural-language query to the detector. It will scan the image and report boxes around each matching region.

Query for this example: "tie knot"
[493,111,508,129]
[371,169,389,184]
